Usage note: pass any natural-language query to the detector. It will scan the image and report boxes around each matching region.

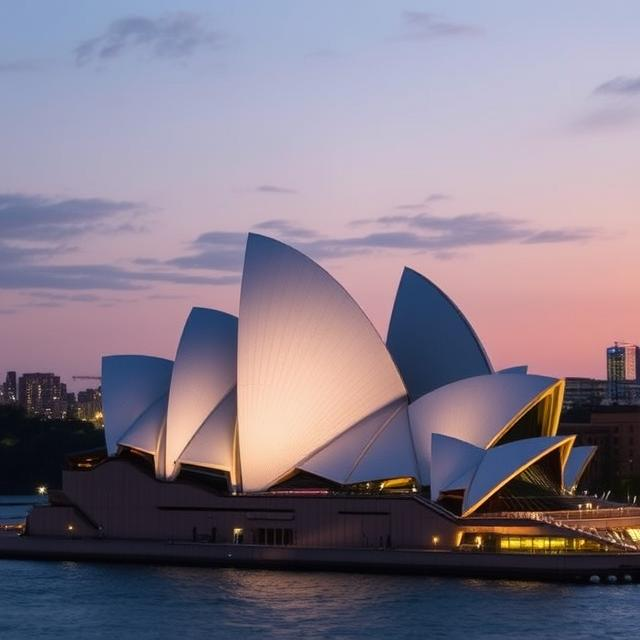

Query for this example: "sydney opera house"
[24,234,640,567]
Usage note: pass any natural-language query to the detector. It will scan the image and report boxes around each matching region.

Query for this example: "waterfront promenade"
[2,532,640,583]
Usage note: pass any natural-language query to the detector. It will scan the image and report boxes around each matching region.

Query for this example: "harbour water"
[0,495,46,526]
[1,499,637,640]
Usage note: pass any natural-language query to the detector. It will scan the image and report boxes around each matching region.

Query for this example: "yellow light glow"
[36,485,47,495]
[432,536,440,545]
[380,477,414,490]
[67,524,74,532]
[626,528,640,542]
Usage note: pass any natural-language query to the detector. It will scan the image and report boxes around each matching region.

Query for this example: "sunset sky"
[2,1,640,391]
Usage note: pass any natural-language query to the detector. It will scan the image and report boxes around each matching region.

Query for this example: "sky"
[1,1,640,391]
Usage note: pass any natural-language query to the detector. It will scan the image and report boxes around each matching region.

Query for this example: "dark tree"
[0,405,106,494]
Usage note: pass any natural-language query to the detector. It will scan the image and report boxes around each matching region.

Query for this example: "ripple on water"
[0,561,637,640]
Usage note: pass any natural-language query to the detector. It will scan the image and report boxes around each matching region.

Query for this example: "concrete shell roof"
[346,404,419,484]
[102,355,173,456]
[430,434,484,501]
[299,399,405,485]
[118,392,168,456]
[164,307,237,479]
[498,365,528,374]
[299,400,419,487]
[237,234,407,492]
[442,466,476,493]
[564,445,597,491]
[177,387,236,473]
[102,234,580,502]
[408,373,564,485]
[386,268,492,401]
[462,435,575,516]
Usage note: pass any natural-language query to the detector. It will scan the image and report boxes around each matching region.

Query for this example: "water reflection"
[0,561,638,640]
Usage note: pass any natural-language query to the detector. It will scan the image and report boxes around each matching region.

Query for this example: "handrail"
[465,508,638,551]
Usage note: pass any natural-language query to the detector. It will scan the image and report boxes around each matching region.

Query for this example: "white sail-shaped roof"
[298,400,404,485]
[498,365,528,374]
[386,268,492,400]
[177,388,236,473]
[237,233,407,492]
[347,406,419,484]
[564,445,597,491]
[442,466,476,493]
[118,393,168,455]
[164,307,237,479]
[430,434,484,501]
[408,373,564,483]
[102,355,173,456]
[462,435,575,516]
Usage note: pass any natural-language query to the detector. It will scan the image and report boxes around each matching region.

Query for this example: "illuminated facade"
[237,234,407,492]
[24,233,640,567]
[0,371,17,405]
[164,308,237,481]
[607,342,640,403]
[95,234,592,513]
[75,387,102,424]
[607,342,639,382]
[17,372,67,419]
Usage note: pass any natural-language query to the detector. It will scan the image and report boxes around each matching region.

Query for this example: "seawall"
[2,534,640,583]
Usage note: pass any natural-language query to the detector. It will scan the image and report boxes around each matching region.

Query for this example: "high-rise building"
[607,342,640,403]
[607,342,638,381]
[76,387,103,425]
[0,371,17,405]
[18,372,67,419]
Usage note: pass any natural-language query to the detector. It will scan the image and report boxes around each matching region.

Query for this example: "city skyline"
[2,1,640,388]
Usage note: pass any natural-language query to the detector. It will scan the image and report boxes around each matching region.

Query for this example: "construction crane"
[72,376,102,381]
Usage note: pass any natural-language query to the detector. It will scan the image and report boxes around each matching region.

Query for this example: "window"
[255,527,295,546]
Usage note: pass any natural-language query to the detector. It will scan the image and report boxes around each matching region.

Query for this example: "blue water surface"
[0,495,46,524]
